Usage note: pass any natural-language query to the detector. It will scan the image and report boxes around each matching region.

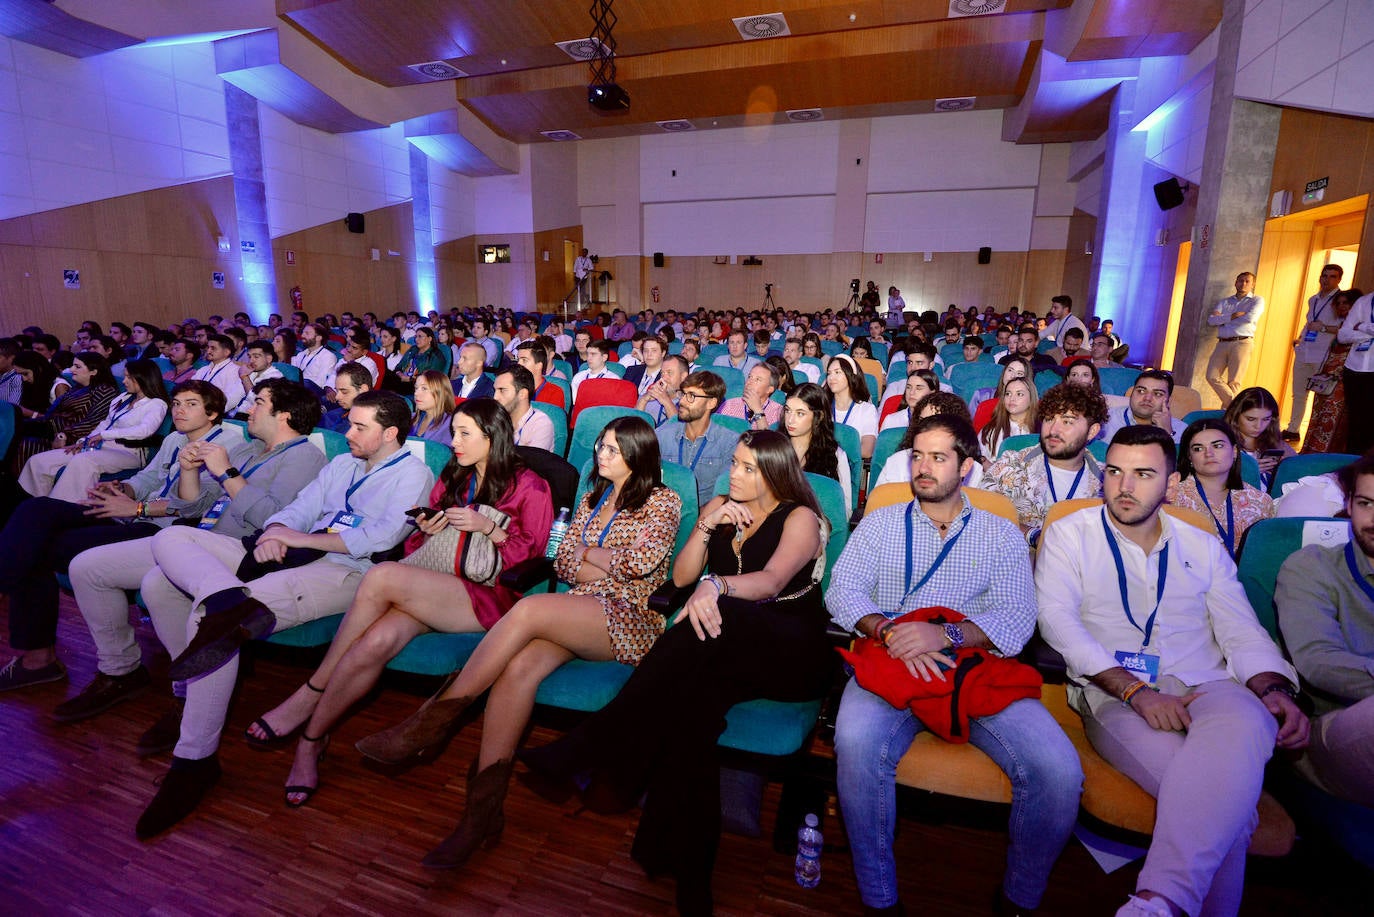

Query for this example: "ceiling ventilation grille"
[540,130,583,141]
[556,37,611,60]
[785,108,824,122]
[406,61,466,80]
[657,120,695,132]
[733,13,790,40]
[933,96,976,112]
[948,0,1007,17]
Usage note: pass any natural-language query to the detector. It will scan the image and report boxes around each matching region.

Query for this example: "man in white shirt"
[291,322,338,394]
[193,334,246,413]
[624,335,666,394]
[231,341,284,417]
[546,318,574,358]
[469,318,502,369]
[783,339,819,384]
[454,342,495,399]
[573,247,594,303]
[1285,263,1344,440]
[1205,272,1265,408]
[494,366,554,452]
[1098,370,1188,444]
[1040,295,1087,346]
[1339,289,1374,455]
[1036,424,1308,917]
[571,340,617,398]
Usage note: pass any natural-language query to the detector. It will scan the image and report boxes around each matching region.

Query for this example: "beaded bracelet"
[1120,680,1151,705]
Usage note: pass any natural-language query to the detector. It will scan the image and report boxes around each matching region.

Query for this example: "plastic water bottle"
[545,507,571,558]
[795,813,822,888]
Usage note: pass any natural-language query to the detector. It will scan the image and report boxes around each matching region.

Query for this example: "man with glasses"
[655,371,735,506]
[1089,332,1122,368]
[1286,263,1344,441]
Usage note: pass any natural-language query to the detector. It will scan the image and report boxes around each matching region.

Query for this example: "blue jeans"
[834,677,1083,909]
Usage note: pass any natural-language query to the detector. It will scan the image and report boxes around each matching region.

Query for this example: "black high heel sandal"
[246,680,324,750]
[284,732,329,808]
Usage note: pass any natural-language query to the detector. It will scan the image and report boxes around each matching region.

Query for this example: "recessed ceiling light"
[785,108,824,122]
[555,37,611,60]
[406,61,466,80]
[933,96,976,112]
[948,0,1007,17]
[733,13,790,40]
[657,120,695,132]
[540,129,582,141]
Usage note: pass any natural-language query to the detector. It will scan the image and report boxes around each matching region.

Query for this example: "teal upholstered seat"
[1237,516,1350,639]
[1268,452,1358,495]
[263,613,345,648]
[719,698,825,756]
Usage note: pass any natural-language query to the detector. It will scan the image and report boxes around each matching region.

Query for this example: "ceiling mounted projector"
[588,82,630,113]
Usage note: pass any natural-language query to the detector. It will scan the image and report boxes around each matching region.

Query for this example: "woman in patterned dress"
[1170,417,1275,557]
[520,430,832,915]
[247,399,553,804]
[1302,287,1360,454]
[355,414,681,869]
[12,352,119,472]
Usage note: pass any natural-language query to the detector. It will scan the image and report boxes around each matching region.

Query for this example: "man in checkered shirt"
[827,413,1082,916]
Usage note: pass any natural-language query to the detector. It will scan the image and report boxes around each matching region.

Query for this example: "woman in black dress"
[520,429,834,915]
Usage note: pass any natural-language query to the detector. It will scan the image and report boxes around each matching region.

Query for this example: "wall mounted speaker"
[977,246,991,264]
[653,252,665,267]
[1153,178,1185,211]
[345,212,365,233]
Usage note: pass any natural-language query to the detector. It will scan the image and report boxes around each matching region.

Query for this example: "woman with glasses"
[520,430,831,916]
[1170,417,1275,557]
[353,416,681,870]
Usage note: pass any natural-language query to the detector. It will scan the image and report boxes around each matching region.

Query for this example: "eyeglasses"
[595,442,622,457]
[680,391,709,403]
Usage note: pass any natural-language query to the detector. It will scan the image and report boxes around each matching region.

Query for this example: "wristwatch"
[1260,683,1299,702]
[213,467,241,484]
[942,622,965,650]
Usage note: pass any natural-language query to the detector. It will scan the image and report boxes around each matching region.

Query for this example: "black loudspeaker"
[977,247,991,265]
[345,212,365,233]
[653,252,665,267]
[1153,178,1185,211]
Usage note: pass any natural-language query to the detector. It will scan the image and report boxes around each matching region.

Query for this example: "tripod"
[763,284,777,309]
[845,291,860,310]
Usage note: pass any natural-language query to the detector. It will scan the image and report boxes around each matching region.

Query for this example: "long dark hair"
[778,383,839,479]
[435,399,524,510]
[1225,386,1283,452]
[826,353,870,403]
[586,415,662,512]
[736,429,824,521]
[272,328,297,362]
[899,391,972,452]
[14,351,56,413]
[71,352,117,390]
[765,354,796,396]
[121,359,171,407]
[1178,417,1243,490]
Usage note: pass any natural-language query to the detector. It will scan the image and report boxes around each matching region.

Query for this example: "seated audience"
[779,382,851,519]
[826,354,877,458]
[1099,369,1188,444]
[1036,424,1308,917]
[713,330,761,372]
[880,369,939,433]
[291,322,340,393]
[978,374,1037,460]
[828,413,1082,916]
[635,353,688,427]
[1064,357,1102,391]
[453,342,495,400]
[493,365,555,452]
[411,370,456,447]
[655,370,735,507]
[1170,418,1275,557]
[230,341,283,417]
[719,362,782,431]
[521,430,829,915]
[318,362,373,434]
[1225,386,1294,490]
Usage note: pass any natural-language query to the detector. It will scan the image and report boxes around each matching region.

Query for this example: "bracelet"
[695,520,715,536]
[1120,680,1151,705]
[1260,683,1299,702]
[134,501,145,519]
[486,518,497,536]
[875,620,896,646]
[700,573,722,594]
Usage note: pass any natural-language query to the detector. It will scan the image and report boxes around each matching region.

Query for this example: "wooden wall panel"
[270,201,418,317]
[0,177,244,339]
[1062,208,1096,316]
[533,225,582,308]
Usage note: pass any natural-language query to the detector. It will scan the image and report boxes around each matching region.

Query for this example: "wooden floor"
[0,596,1367,916]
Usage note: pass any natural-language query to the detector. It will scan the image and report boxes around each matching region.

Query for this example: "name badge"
[327,511,364,533]
[1357,340,1373,352]
[1302,330,1319,342]
[1115,650,1160,685]
[197,495,230,531]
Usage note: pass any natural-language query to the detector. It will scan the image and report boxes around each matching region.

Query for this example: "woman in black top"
[521,429,833,916]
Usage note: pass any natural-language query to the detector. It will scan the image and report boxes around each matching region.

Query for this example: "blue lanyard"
[581,486,621,547]
[240,437,309,480]
[1193,482,1236,559]
[514,410,533,444]
[1345,541,1374,605]
[466,474,478,504]
[678,431,708,471]
[1312,293,1333,324]
[1101,510,1168,648]
[158,427,223,497]
[302,349,328,373]
[1043,453,1086,503]
[203,361,232,385]
[835,401,855,427]
[345,452,409,512]
[901,501,966,604]
[106,395,139,428]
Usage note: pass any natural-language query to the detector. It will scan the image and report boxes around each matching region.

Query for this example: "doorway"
[1251,194,1366,431]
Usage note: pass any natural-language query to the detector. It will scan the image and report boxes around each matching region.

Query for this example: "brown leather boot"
[422,758,514,869]
[354,677,473,766]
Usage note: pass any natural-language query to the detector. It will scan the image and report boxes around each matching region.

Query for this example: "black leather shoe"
[167,598,275,682]
[136,699,184,757]
[52,666,151,723]
[136,755,221,840]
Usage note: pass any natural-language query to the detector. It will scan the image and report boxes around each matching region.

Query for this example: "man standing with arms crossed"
[1205,272,1265,408]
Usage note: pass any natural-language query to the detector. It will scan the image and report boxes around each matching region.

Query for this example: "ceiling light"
[933,97,976,112]
[406,61,466,80]
[786,108,824,122]
[540,130,582,141]
[733,13,790,40]
[948,0,1007,17]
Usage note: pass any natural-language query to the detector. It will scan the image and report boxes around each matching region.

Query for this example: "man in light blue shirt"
[712,330,761,373]
[655,370,738,507]
[1205,272,1265,407]
[827,414,1081,916]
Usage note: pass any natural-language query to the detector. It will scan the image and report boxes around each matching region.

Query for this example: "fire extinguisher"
[650,285,661,304]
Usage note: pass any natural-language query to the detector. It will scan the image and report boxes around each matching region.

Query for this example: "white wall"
[866,110,1042,192]
[638,121,840,201]
[0,35,230,220]
[472,144,533,235]
[258,106,411,237]
[1235,0,1374,117]
[529,141,581,231]
[427,160,476,244]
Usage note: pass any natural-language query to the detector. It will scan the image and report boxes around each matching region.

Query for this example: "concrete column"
[222,84,277,321]
[408,146,436,312]
[1172,0,1280,404]
[1086,80,1149,352]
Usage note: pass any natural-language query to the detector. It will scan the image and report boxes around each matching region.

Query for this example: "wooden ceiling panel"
[1066,0,1220,62]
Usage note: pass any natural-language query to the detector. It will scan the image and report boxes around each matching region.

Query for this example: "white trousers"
[19,445,144,503]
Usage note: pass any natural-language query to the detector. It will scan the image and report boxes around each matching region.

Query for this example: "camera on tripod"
[850,278,860,294]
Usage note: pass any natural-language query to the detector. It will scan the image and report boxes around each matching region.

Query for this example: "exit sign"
[1305,177,1328,193]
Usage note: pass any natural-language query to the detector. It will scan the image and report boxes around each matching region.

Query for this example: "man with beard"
[654,370,736,507]
[996,326,1060,373]
[1275,453,1374,807]
[1036,424,1308,917]
[981,383,1107,544]
[828,413,1082,916]
[1098,369,1188,444]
